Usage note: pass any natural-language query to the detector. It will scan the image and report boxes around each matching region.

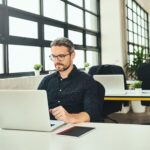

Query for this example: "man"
[38,37,103,123]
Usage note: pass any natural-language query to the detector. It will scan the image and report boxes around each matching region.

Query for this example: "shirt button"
[59,89,62,92]
[58,100,61,103]
[60,79,63,81]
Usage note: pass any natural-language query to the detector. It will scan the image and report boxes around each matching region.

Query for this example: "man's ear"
[71,51,75,59]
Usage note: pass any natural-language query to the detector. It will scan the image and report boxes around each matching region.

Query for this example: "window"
[43,0,65,22]
[68,30,83,45]
[74,50,84,68]
[86,34,97,47]
[68,0,83,7]
[0,0,2,4]
[0,44,4,74]
[68,5,83,27]
[9,45,40,73]
[0,0,100,77]
[86,12,97,31]
[126,0,149,64]
[86,51,99,66]
[9,17,38,39]
[7,0,39,14]
[44,25,64,41]
[85,0,97,14]
[44,48,55,71]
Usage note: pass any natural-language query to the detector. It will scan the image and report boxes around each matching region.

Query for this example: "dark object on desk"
[138,62,150,106]
[88,64,129,123]
[57,126,95,137]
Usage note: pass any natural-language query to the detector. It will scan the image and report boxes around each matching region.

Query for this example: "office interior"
[0,0,150,123]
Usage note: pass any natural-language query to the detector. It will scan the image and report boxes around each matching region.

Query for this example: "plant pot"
[34,70,40,76]
[131,88,146,113]
[85,67,89,73]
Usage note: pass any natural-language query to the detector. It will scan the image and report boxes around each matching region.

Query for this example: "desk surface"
[105,90,150,101]
[0,123,150,150]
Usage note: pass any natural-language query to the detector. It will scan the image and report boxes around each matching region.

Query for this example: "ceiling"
[135,0,150,14]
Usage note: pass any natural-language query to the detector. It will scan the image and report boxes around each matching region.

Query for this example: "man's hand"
[50,106,90,124]
[50,106,73,123]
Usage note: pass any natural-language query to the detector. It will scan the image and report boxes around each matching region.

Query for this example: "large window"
[126,0,149,64]
[0,0,101,78]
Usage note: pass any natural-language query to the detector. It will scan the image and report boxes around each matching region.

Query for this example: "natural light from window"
[9,45,41,73]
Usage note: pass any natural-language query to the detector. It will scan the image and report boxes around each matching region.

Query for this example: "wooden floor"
[104,107,150,124]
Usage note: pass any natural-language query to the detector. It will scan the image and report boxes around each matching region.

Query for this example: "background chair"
[88,64,129,122]
[138,62,150,106]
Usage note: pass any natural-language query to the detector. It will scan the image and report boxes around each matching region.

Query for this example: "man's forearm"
[69,112,90,123]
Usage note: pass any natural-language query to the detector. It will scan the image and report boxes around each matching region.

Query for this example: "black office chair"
[138,62,150,106]
[94,80,105,122]
[89,64,129,123]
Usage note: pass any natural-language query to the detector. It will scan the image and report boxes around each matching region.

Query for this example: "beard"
[55,62,71,72]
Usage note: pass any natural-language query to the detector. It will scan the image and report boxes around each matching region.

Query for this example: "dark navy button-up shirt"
[38,65,103,122]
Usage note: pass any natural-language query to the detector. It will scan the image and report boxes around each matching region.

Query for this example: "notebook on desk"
[93,75,126,95]
[0,90,64,132]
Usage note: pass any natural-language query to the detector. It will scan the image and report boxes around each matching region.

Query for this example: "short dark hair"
[50,37,74,53]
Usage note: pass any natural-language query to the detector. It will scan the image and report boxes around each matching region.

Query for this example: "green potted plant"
[84,62,90,73]
[33,64,43,76]
[125,46,147,80]
[129,80,142,90]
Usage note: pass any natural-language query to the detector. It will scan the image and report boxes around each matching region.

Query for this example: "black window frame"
[126,0,149,65]
[0,0,101,78]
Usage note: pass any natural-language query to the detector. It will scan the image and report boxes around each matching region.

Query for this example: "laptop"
[0,90,64,132]
[93,75,126,95]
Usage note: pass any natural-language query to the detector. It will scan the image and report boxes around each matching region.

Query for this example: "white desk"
[105,90,150,101]
[0,123,150,150]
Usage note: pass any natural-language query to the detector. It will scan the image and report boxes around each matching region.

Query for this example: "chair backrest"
[94,80,105,122]
[88,64,128,117]
[138,62,150,106]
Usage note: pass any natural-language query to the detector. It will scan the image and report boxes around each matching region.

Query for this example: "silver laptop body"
[0,90,64,132]
[94,75,126,95]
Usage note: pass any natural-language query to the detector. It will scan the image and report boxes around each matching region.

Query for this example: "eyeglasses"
[49,53,71,61]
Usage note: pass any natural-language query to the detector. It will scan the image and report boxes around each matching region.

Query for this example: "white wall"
[100,0,127,68]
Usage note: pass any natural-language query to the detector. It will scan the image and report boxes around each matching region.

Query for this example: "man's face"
[51,46,75,72]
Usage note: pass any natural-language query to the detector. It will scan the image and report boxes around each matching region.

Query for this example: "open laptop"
[0,90,64,132]
[93,75,126,95]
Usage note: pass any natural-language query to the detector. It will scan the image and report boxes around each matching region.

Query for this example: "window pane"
[9,17,38,39]
[0,44,4,73]
[0,0,2,4]
[127,0,132,8]
[68,30,83,45]
[68,5,83,27]
[74,50,84,68]
[86,51,99,66]
[44,48,55,71]
[44,25,64,41]
[68,0,83,7]
[129,31,133,42]
[128,9,132,20]
[133,2,136,12]
[129,44,133,53]
[8,0,39,14]
[86,34,97,47]
[43,0,65,22]
[86,12,97,31]
[133,23,137,33]
[134,34,137,44]
[9,45,41,73]
[128,20,133,31]
[85,0,97,14]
